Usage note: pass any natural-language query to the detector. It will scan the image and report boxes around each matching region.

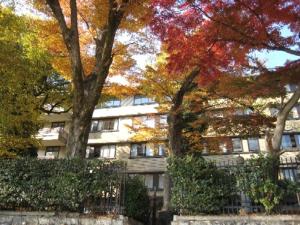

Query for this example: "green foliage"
[0,6,71,157]
[124,176,150,223]
[235,154,299,214]
[0,158,124,212]
[168,155,237,214]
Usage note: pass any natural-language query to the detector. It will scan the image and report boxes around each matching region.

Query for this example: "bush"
[168,155,237,214]
[235,154,300,214]
[0,158,125,212]
[124,176,150,224]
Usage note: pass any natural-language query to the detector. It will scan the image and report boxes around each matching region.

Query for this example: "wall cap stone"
[173,215,300,222]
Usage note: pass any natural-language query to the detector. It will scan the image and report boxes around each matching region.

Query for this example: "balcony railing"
[37,127,68,143]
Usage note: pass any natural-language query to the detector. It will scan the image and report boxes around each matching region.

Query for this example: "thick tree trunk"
[168,110,184,156]
[45,0,126,158]
[162,67,200,211]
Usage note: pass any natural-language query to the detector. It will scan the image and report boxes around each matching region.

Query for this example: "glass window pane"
[232,138,243,152]
[158,174,164,190]
[248,138,260,152]
[144,175,153,189]
[91,121,98,132]
[109,145,116,158]
[146,144,154,156]
[137,144,145,156]
[131,144,138,157]
[281,135,292,149]
[103,99,121,108]
[295,135,300,148]
[158,144,166,156]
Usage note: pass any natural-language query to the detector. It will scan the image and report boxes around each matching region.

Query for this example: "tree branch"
[172,67,200,110]
[45,0,71,49]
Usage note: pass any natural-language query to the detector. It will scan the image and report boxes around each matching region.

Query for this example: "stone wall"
[0,211,143,225]
[172,215,300,225]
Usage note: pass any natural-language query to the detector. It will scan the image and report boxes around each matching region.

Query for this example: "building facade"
[37,91,300,194]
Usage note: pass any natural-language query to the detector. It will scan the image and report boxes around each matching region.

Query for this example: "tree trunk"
[168,110,184,156]
[66,102,95,158]
[45,0,126,158]
[162,67,200,211]
[265,84,300,181]
[265,84,300,155]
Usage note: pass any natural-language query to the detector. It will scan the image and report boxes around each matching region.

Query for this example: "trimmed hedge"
[168,155,237,214]
[0,158,125,212]
[124,176,150,223]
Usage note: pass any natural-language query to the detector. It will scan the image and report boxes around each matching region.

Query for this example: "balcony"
[126,157,167,173]
[37,127,68,146]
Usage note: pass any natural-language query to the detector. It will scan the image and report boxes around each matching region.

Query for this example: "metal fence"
[214,156,300,214]
[84,161,127,215]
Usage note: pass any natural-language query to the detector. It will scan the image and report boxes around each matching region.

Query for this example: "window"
[158,144,167,156]
[45,146,60,158]
[285,84,298,93]
[144,175,154,189]
[131,143,154,157]
[288,105,300,120]
[232,138,243,152]
[295,134,300,148]
[159,114,168,127]
[143,174,164,191]
[133,95,155,105]
[248,138,260,152]
[90,118,118,132]
[51,122,65,129]
[87,145,116,159]
[130,143,167,158]
[280,168,297,182]
[281,134,297,149]
[158,174,164,190]
[102,98,121,108]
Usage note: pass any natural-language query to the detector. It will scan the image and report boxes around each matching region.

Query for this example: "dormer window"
[102,98,121,108]
[133,95,155,105]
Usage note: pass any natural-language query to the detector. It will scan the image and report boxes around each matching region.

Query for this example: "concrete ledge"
[0,211,142,225]
[172,215,300,225]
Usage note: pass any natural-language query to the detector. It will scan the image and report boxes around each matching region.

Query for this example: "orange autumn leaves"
[30,0,152,80]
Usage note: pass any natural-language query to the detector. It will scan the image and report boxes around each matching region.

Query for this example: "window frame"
[45,146,60,158]
[130,143,166,158]
[102,98,121,108]
[133,95,155,105]
[88,145,116,159]
[247,137,260,152]
[51,122,65,129]
[231,138,243,153]
[90,118,119,132]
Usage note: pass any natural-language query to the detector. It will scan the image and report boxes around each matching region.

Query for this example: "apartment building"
[37,95,168,197]
[37,88,300,192]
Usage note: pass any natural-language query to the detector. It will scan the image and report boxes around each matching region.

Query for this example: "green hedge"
[124,176,150,223]
[168,155,237,214]
[0,158,125,212]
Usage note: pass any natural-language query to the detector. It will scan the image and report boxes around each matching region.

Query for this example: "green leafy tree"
[0,6,71,158]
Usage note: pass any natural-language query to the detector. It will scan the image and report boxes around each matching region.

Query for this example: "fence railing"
[212,157,300,214]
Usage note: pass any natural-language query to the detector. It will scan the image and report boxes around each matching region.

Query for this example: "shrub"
[0,158,125,212]
[235,154,300,214]
[168,155,237,214]
[124,176,150,223]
